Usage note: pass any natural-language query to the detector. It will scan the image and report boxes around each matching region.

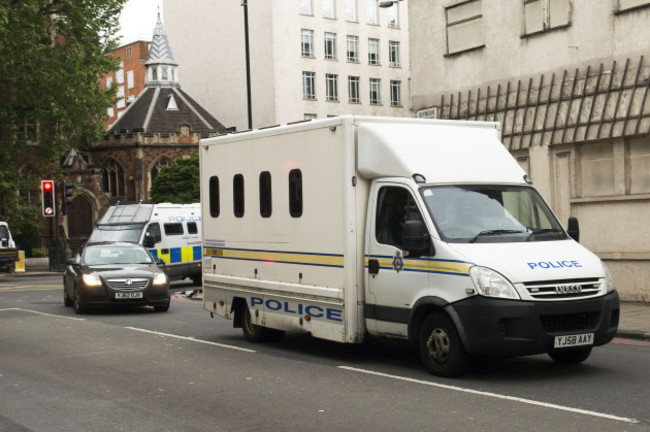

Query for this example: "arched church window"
[101,158,126,199]
[150,156,175,187]
[19,165,40,204]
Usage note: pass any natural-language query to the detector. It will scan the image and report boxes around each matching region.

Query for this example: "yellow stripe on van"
[181,246,194,262]
[158,249,171,264]
[204,247,344,268]
[364,255,472,276]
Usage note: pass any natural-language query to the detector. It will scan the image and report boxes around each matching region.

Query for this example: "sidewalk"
[5,259,650,341]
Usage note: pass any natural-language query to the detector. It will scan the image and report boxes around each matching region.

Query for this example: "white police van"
[88,203,202,284]
[0,221,18,273]
[198,116,619,377]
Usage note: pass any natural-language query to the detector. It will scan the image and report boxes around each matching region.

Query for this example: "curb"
[616,330,650,341]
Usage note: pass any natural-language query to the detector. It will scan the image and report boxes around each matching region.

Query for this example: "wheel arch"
[408,296,470,351]
[231,296,248,328]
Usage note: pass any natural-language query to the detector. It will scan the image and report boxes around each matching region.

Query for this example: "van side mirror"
[143,232,156,248]
[567,217,580,242]
[402,220,433,257]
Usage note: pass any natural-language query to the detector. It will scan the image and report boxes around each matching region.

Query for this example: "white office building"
[162,0,411,131]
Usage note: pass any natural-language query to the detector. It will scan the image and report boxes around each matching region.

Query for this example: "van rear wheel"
[419,312,468,377]
[241,304,269,342]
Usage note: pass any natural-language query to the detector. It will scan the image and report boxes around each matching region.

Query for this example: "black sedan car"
[63,242,170,314]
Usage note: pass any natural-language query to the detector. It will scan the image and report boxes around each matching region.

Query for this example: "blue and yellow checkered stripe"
[149,246,202,264]
[365,255,473,277]
[203,247,344,268]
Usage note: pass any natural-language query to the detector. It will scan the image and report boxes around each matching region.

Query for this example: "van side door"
[365,183,430,337]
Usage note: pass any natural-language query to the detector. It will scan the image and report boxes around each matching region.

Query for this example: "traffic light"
[61,181,74,215]
[41,180,56,217]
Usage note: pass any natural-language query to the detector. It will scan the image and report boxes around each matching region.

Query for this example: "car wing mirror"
[567,217,580,242]
[157,258,166,266]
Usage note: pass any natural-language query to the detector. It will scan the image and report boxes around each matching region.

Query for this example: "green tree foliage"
[0,0,126,228]
[149,153,200,204]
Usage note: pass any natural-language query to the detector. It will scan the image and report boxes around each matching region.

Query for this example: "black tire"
[419,312,468,377]
[548,347,592,364]
[241,304,269,342]
[63,287,73,307]
[73,286,86,315]
[154,298,170,312]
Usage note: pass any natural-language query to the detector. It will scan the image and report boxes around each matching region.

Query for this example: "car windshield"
[88,226,142,243]
[83,245,154,265]
[419,185,568,243]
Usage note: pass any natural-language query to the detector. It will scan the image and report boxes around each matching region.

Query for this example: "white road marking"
[124,326,256,353]
[338,366,639,424]
[0,307,85,321]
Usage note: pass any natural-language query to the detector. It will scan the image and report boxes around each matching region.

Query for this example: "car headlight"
[469,266,520,300]
[152,272,168,286]
[82,274,102,287]
[602,261,616,293]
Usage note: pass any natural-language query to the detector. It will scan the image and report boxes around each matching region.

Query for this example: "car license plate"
[554,333,594,349]
[115,292,143,300]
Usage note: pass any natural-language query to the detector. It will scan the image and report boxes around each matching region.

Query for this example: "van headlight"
[602,262,616,293]
[152,272,168,286]
[469,266,520,300]
[82,274,102,287]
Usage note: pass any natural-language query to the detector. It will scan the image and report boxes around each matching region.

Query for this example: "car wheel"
[241,303,269,342]
[548,347,592,365]
[73,285,86,314]
[63,286,73,307]
[154,298,170,312]
[419,312,468,377]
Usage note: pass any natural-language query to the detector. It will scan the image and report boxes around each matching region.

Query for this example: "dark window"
[145,223,162,243]
[164,223,184,236]
[234,174,245,217]
[187,222,198,234]
[375,186,423,249]
[209,176,220,217]
[289,169,303,217]
[259,171,272,218]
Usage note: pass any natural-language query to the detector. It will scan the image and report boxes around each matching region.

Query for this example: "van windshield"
[419,185,568,243]
[88,226,143,243]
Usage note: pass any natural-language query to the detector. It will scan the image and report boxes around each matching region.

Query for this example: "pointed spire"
[145,8,179,87]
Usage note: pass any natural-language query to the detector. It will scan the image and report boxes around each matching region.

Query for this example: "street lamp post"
[242,0,252,130]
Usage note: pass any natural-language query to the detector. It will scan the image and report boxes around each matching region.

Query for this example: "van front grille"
[524,278,602,300]
[106,278,149,291]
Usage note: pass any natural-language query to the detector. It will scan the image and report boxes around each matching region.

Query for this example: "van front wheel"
[419,313,468,377]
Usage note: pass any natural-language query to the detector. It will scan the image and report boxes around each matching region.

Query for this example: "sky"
[117,0,162,45]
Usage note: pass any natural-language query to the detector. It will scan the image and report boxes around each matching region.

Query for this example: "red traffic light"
[43,181,53,191]
[41,180,56,217]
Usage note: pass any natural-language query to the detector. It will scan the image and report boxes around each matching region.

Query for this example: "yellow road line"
[0,286,60,292]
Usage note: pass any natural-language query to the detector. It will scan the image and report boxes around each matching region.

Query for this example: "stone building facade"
[408,0,650,301]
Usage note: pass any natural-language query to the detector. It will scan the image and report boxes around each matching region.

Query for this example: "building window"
[369,78,381,105]
[301,29,314,57]
[390,80,401,106]
[116,62,124,84]
[127,70,134,89]
[300,0,313,15]
[324,32,337,60]
[150,155,174,187]
[304,113,317,120]
[348,76,360,103]
[151,67,158,80]
[387,3,399,27]
[617,0,650,11]
[345,0,357,21]
[116,86,125,109]
[347,35,359,62]
[259,171,272,218]
[102,158,125,199]
[124,46,133,63]
[326,74,339,102]
[367,0,378,24]
[446,0,484,55]
[389,41,400,67]
[209,176,220,217]
[523,0,570,35]
[106,76,113,88]
[368,38,380,64]
[302,71,316,99]
[233,174,245,218]
[323,0,335,18]
[19,165,40,204]
[289,169,303,218]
